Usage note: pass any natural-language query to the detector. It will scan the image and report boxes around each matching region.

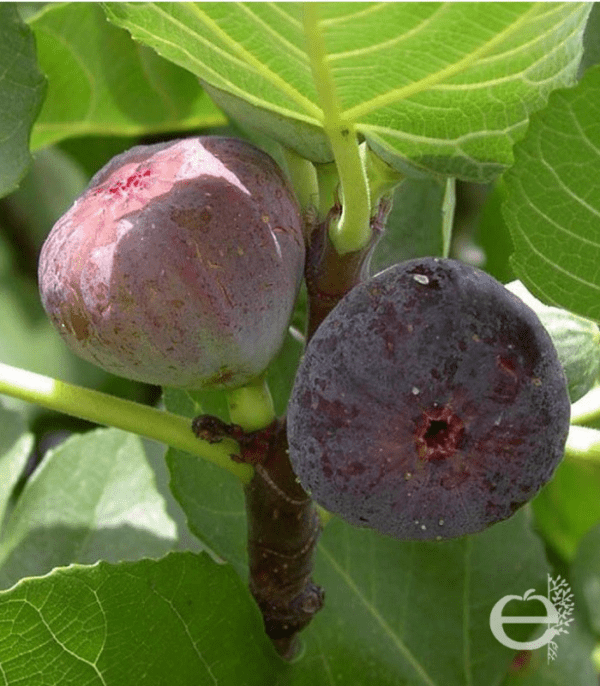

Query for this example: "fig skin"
[287,258,570,540]
[38,137,304,389]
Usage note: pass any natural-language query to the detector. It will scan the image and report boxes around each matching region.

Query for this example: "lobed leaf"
[104,2,590,182]
[28,3,226,150]
[503,64,600,323]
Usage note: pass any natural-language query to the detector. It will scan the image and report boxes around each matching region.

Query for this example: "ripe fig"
[38,137,304,389]
[287,258,570,540]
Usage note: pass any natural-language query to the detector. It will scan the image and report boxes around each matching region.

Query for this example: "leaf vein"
[341,4,555,121]
[318,543,438,686]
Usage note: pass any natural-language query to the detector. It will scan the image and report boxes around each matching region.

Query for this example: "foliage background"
[0,3,599,685]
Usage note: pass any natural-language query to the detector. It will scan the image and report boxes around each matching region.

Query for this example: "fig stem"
[225,375,276,432]
[0,362,252,482]
[305,195,391,339]
[303,3,371,255]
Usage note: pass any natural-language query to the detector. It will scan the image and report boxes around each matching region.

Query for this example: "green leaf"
[580,3,600,74]
[532,458,600,562]
[0,403,33,529]
[104,2,589,182]
[572,522,600,636]
[475,180,515,284]
[0,428,177,590]
[0,5,46,197]
[162,387,248,577]
[503,64,600,323]
[3,145,88,249]
[289,511,549,686]
[28,3,226,150]
[0,227,108,412]
[502,619,597,685]
[0,552,280,685]
[370,178,447,274]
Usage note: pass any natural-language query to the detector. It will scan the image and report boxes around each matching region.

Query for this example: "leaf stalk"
[303,3,371,255]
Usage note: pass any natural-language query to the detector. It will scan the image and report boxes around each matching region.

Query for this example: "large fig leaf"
[103,2,590,182]
[503,64,600,323]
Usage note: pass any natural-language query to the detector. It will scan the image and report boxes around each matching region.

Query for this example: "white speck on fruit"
[412,386,420,395]
[439,519,444,526]
[421,524,427,530]
[413,274,429,285]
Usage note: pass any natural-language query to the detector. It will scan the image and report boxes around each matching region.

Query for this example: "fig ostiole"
[38,137,305,390]
[287,258,571,541]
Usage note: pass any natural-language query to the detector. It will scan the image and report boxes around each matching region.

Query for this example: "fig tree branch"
[0,362,252,482]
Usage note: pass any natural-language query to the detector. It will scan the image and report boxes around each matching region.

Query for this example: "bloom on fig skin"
[287,258,571,541]
[39,137,304,389]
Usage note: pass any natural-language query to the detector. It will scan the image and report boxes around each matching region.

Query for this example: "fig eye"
[415,406,465,462]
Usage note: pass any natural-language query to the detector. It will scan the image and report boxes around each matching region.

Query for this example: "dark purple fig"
[39,137,304,389]
[287,258,570,540]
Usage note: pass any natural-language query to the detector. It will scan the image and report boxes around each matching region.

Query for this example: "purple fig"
[38,137,304,389]
[287,258,570,540]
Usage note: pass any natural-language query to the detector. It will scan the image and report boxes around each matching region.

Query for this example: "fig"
[287,258,570,540]
[38,137,304,389]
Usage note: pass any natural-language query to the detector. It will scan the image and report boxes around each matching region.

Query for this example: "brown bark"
[192,415,324,660]
[244,418,323,659]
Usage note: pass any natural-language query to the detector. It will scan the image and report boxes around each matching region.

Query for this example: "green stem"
[315,162,340,218]
[225,375,276,432]
[441,178,456,258]
[0,362,252,482]
[303,3,371,255]
[360,143,404,208]
[564,425,600,464]
[281,147,319,215]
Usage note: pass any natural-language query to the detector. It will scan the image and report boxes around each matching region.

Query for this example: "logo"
[489,575,574,662]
